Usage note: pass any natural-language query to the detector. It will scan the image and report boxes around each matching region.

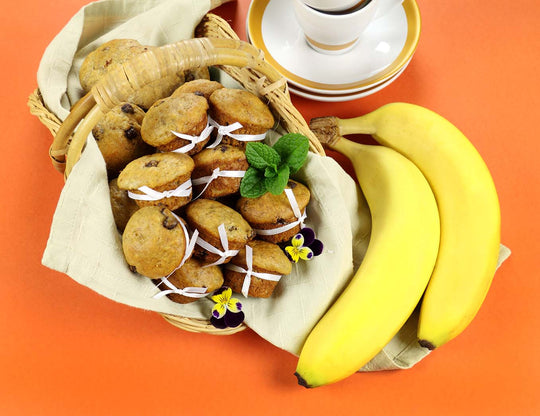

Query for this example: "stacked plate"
[246,0,421,102]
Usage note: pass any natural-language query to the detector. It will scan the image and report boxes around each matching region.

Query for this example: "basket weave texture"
[29,13,324,335]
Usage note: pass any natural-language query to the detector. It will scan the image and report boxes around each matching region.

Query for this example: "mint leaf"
[245,142,281,170]
[265,164,290,195]
[264,166,277,178]
[240,167,267,198]
[272,134,309,174]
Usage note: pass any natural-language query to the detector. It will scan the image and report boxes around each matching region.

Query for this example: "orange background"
[1,0,539,414]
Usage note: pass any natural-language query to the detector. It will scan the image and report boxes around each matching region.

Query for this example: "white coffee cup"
[293,0,404,55]
[302,0,369,13]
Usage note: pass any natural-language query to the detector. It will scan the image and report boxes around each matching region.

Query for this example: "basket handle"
[53,37,323,178]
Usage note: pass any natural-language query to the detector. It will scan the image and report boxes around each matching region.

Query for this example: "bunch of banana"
[295,103,500,388]
[295,136,441,388]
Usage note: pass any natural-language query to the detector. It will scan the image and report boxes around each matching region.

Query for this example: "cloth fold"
[38,0,511,372]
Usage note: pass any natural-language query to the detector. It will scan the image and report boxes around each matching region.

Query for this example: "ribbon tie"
[128,180,192,201]
[153,277,209,300]
[170,118,214,154]
[192,167,246,200]
[207,116,268,148]
[196,223,239,267]
[225,245,282,298]
[254,188,307,236]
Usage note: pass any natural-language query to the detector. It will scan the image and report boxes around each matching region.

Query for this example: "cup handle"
[373,0,404,21]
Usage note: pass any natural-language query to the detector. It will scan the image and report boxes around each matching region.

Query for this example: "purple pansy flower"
[285,227,323,263]
[210,286,245,329]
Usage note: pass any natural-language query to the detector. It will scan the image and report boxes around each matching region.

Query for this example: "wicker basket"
[28,13,325,335]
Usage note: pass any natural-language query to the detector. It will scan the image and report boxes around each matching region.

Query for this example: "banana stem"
[338,116,377,136]
[328,135,361,156]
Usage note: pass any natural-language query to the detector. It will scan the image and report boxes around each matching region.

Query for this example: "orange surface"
[1,0,539,414]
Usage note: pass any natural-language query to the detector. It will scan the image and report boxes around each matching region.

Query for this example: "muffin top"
[231,240,292,276]
[208,88,274,131]
[79,39,149,91]
[172,79,224,100]
[186,199,254,244]
[141,94,209,147]
[122,206,187,278]
[117,152,194,190]
[236,180,311,224]
[192,144,248,170]
[94,102,146,132]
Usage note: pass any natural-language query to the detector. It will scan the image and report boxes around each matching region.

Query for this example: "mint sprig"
[240,133,309,198]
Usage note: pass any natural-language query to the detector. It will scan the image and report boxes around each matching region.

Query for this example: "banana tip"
[294,372,313,389]
[418,340,437,350]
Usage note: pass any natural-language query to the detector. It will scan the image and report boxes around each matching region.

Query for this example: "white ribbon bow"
[170,119,214,154]
[196,223,239,267]
[152,277,209,300]
[192,167,246,200]
[254,188,307,236]
[225,245,282,298]
[128,180,192,201]
[206,116,268,148]
[153,212,200,299]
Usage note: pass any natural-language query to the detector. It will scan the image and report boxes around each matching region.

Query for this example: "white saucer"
[247,0,421,95]
[288,58,410,102]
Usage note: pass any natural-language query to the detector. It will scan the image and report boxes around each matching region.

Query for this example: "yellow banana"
[295,139,440,388]
[310,103,501,349]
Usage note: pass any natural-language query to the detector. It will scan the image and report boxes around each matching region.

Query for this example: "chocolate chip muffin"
[191,145,248,199]
[79,39,147,91]
[224,240,292,298]
[236,180,311,243]
[141,93,210,155]
[158,257,224,304]
[109,178,140,232]
[171,79,224,100]
[79,39,185,110]
[92,102,153,177]
[122,206,189,278]
[117,152,195,211]
[208,88,275,149]
[185,199,255,265]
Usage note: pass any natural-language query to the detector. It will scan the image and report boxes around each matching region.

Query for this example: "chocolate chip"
[228,225,238,232]
[277,218,287,225]
[162,213,178,230]
[104,59,112,67]
[220,145,228,152]
[124,126,139,140]
[121,103,135,114]
[92,127,104,140]
[128,265,137,273]
[287,181,297,189]
[144,160,159,168]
